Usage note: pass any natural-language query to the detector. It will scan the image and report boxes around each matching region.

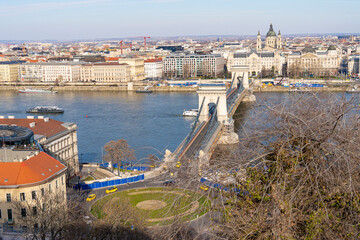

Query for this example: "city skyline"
[0,0,359,40]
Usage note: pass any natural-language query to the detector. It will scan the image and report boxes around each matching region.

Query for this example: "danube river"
[0,91,198,164]
[0,91,355,164]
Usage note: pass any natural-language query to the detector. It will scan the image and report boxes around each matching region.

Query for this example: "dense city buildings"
[0,23,358,83]
[0,117,80,176]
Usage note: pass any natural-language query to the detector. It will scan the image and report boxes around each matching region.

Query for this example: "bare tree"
[104,139,136,174]
[12,189,84,240]
[208,93,360,239]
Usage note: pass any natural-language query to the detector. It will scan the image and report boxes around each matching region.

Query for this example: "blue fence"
[79,174,145,190]
[99,162,149,171]
[200,178,250,196]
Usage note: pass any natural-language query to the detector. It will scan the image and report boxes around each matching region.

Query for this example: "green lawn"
[91,187,210,226]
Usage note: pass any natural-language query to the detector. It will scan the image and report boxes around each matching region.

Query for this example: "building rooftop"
[0,118,68,138]
[0,151,66,187]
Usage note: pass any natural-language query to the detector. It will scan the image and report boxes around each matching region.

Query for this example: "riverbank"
[0,82,355,93]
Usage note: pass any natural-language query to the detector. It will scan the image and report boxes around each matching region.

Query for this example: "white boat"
[346,87,360,93]
[26,106,64,114]
[19,88,57,94]
[183,109,199,117]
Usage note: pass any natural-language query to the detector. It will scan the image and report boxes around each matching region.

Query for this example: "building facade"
[163,54,225,78]
[144,58,163,79]
[118,58,145,81]
[19,62,83,82]
[228,51,285,76]
[287,46,342,76]
[0,117,79,176]
[0,125,67,228]
[348,55,360,75]
[0,61,24,82]
[80,62,131,82]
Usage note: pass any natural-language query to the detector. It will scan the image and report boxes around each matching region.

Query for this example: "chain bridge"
[166,66,256,168]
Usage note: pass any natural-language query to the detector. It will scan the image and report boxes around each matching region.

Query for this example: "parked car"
[200,185,208,191]
[176,161,181,168]
[86,194,96,202]
[106,187,118,194]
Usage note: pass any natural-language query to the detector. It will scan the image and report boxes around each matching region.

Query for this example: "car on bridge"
[200,185,208,191]
[106,187,118,194]
[86,194,96,202]
[176,161,181,168]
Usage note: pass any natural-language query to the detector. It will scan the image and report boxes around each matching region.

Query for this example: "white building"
[287,46,342,76]
[163,54,225,78]
[144,58,163,79]
[228,51,285,76]
[19,62,84,82]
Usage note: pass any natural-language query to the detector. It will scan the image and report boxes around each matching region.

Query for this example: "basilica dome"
[266,24,276,37]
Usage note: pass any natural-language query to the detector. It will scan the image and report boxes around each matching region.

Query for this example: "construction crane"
[143,36,150,51]
[119,41,132,55]
[121,36,150,51]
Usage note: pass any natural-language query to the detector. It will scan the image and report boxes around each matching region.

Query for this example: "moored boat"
[19,88,57,94]
[26,106,64,114]
[183,109,199,117]
[136,86,153,93]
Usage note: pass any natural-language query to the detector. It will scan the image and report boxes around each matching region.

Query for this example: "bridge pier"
[218,118,239,144]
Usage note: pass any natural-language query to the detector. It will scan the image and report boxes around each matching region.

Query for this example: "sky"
[0,0,359,40]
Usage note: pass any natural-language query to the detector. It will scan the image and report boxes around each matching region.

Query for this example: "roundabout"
[91,187,210,226]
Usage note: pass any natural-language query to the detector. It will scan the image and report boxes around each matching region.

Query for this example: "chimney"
[27,116,34,119]
[0,116,4,119]
[44,117,49,122]
[29,122,36,128]
[8,116,14,119]
[38,116,44,119]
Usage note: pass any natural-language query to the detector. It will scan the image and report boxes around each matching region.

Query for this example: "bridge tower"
[230,65,256,102]
[197,83,228,123]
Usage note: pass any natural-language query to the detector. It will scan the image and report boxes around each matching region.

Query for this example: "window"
[41,188,45,196]
[56,180,58,189]
[32,206,37,216]
[7,209,12,221]
[6,193,11,202]
[21,208,27,218]
[32,191,36,200]
[0,209,1,219]
[49,184,52,193]
[20,193,25,201]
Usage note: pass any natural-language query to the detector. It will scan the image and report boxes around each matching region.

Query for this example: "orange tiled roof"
[144,58,162,63]
[0,152,66,187]
[0,119,67,138]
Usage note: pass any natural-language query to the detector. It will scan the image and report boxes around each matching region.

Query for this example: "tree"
[12,189,84,240]
[104,139,135,175]
[210,94,360,239]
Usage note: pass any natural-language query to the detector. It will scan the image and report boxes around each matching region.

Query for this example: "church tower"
[265,24,277,49]
[257,31,262,52]
[277,30,282,49]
